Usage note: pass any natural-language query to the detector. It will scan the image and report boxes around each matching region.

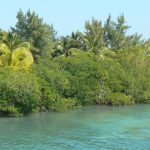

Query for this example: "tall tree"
[84,18,105,53]
[104,15,130,49]
[12,9,56,61]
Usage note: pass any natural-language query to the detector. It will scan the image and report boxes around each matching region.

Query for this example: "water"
[0,105,150,150]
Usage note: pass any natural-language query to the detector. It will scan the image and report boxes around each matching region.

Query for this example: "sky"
[0,0,149,39]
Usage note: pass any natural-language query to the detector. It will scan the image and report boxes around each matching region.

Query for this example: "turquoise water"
[0,105,150,150]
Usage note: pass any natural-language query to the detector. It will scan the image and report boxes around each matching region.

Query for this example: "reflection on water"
[0,105,150,150]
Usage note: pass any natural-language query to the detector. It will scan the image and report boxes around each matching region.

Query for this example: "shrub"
[50,98,80,112]
[137,91,150,104]
[94,86,111,105]
[54,52,103,105]
[0,68,41,115]
[107,92,133,106]
[0,105,20,117]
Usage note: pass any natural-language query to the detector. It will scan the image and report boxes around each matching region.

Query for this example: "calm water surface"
[0,105,150,150]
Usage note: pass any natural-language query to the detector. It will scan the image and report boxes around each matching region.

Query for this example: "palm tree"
[84,18,105,54]
[0,32,34,69]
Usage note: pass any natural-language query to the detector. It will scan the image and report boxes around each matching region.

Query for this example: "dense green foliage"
[0,68,40,116]
[0,32,34,69]
[12,10,56,61]
[0,10,150,116]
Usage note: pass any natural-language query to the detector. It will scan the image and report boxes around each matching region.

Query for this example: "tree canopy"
[12,9,56,61]
[0,10,149,117]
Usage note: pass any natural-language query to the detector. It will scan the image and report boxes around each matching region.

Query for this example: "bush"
[107,92,133,106]
[0,105,20,117]
[54,52,103,105]
[138,91,150,104]
[0,45,150,117]
[50,98,80,112]
[94,86,111,105]
[0,68,41,115]
[34,60,71,110]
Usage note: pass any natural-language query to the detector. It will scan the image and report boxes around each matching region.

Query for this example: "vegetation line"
[0,10,150,117]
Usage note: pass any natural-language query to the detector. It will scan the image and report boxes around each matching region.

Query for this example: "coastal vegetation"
[0,10,150,116]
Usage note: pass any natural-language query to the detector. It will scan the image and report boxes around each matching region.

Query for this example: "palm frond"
[11,47,34,69]
[0,43,11,66]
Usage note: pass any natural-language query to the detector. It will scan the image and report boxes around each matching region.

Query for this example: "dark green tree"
[125,33,143,47]
[104,15,130,49]
[11,9,56,61]
[52,31,85,57]
[84,18,105,53]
